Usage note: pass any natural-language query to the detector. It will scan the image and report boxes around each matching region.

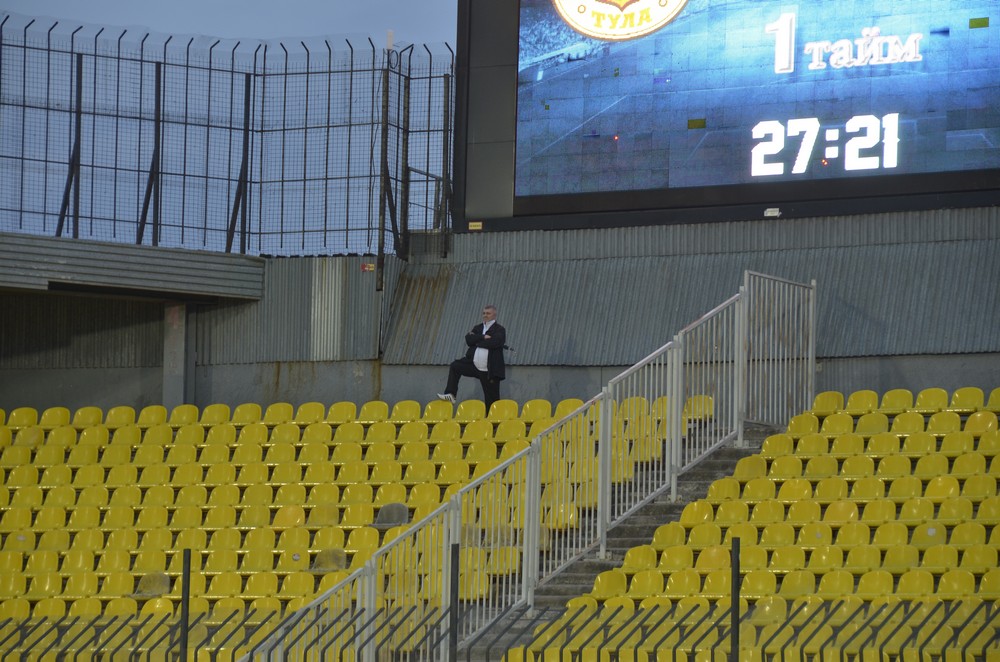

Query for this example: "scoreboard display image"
[514,0,1000,215]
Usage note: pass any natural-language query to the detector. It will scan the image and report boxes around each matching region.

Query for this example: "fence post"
[669,335,684,500]
[359,561,379,662]
[808,279,817,409]
[523,439,542,610]
[730,537,740,662]
[735,286,747,448]
[597,387,612,558]
[180,548,190,660]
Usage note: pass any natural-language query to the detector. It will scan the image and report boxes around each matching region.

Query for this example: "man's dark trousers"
[446,357,501,412]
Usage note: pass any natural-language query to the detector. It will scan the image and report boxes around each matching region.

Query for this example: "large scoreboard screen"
[506,0,1000,220]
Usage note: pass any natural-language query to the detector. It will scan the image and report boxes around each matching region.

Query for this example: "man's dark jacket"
[464,322,506,381]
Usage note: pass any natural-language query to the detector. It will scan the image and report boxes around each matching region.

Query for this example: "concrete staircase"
[461,426,773,660]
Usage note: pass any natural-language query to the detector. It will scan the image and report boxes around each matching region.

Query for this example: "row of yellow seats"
[0,598,282,660]
[0,416,546,453]
[810,386,1000,417]
[0,591,290,622]
[710,470,997,504]
[762,430,1000,461]
[1,454,490,490]
[740,452,1000,483]
[679,495,1000,530]
[625,541,998,578]
[589,565,1000,603]
[1,524,393,576]
[2,479,452,515]
[0,437,532,485]
[787,409,997,440]
[521,595,995,661]
[0,527,400,578]
[0,498,414,536]
[652,519,1000,553]
[0,397,581,432]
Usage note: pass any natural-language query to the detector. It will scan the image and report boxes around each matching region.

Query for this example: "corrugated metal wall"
[383,207,1000,366]
[196,256,402,365]
[0,233,264,299]
[0,293,163,369]
[434,207,1000,263]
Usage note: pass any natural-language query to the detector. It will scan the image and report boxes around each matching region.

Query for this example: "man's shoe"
[437,393,456,404]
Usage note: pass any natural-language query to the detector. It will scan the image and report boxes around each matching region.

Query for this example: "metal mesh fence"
[0,14,454,256]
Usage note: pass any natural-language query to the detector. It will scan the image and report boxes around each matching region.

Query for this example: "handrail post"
[735,286,747,447]
[597,387,612,558]
[670,334,684,500]
[523,439,542,610]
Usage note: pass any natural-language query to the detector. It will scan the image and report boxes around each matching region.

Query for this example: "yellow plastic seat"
[759,523,795,549]
[833,521,871,549]
[687,522,722,549]
[769,455,803,480]
[855,412,889,437]
[804,544,843,575]
[739,477,775,504]
[872,521,909,549]
[804,455,838,480]
[886,475,923,503]
[733,456,767,483]
[748,499,785,527]
[487,399,519,423]
[844,390,879,416]
[924,475,961,503]
[863,432,899,459]
[777,478,814,503]
[898,497,934,525]
[786,414,819,440]
[949,522,986,550]
[809,391,844,418]
[761,434,794,460]
[898,434,935,460]
[422,399,453,424]
[71,406,104,429]
[890,411,925,436]
[10,426,43,450]
[797,522,833,550]
[650,522,686,551]
[830,433,865,459]
[910,387,948,415]
[333,422,366,445]
[953,452,986,479]
[239,489,274,517]
[679,500,714,529]
[357,400,389,425]
[839,454,874,481]
[927,411,962,437]
[947,387,984,415]
[914,452,949,478]
[437,459,470,485]
[44,425,77,449]
[879,388,914,415]
[34,407,69,431]
[660,568,700,600]
[816,569,854,600]
[962,474,996,501]
[958,544,996,575]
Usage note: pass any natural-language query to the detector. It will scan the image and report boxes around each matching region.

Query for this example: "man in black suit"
[438,304,506,411]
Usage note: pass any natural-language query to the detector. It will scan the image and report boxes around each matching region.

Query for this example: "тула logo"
[551,0,688,41]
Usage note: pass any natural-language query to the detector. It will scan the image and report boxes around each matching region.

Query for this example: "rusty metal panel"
[196,255,398,365]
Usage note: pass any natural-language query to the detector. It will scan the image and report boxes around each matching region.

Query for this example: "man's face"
[482,307,497,323]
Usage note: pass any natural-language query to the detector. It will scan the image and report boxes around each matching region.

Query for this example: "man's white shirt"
[473,320,494,371]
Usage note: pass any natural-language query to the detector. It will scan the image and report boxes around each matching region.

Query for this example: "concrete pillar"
[163,303,189,409]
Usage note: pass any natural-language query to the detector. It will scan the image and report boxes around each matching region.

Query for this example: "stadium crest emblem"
[552,0,688,41]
